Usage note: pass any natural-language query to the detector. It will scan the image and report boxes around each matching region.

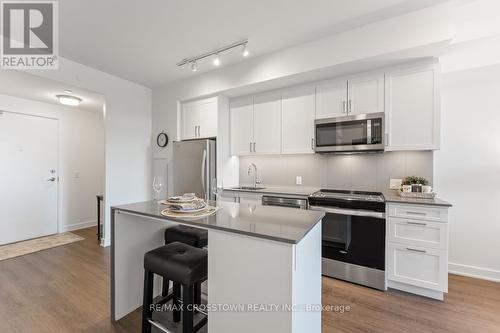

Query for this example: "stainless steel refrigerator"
[172,139,216,200]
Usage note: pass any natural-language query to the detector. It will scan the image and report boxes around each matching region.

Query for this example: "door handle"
[342,101,346,113]
[406,247,427,254]
[201,149,207,199]
[46,177,56,182]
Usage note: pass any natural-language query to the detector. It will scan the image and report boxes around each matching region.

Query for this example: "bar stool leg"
[142,269,154,333]
[173,282,181,322]
[162,278,170,297]
[182,284,194,333]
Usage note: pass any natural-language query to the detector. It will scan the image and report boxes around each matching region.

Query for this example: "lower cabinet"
[386,203,449,300]
[217,190,262,205]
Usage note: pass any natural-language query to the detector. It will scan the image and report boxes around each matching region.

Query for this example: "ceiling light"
[56,94,82,106]
[190,61,198,72]
[242,44,249,57]
[64,89,72,94]
[213,54,221,67]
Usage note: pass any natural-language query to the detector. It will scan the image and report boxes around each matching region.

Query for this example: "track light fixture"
[190,61,198,72]
[177,39,249,71]
[213,53,221,67]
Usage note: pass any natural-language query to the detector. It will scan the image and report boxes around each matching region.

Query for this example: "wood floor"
[0,226,499,333]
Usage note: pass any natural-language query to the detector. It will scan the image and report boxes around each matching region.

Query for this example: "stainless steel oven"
[314,112,384,153]
[309,190,386,290]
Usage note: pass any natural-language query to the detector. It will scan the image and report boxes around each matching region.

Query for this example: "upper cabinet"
[230,93,282,156]
[253,92,282,154]
[181,97,218,140]
[282,86,315,154]
[230,97,254,156]
[347,75,385,115]
[385,64,440,151]
[315,74,384,119]
[316,79,347,119]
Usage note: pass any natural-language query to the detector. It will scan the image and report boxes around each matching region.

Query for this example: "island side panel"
[112,210,172,320]
[292,221,322,332]
[207,229,294,333]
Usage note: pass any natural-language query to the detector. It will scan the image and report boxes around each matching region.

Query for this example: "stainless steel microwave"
[314,112,385,153]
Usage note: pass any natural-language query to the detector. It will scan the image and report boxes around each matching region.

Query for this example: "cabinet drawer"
[387,217,448,249]
[387,242,447,292]
[388,204,448,222]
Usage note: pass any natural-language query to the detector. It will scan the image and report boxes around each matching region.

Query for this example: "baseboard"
[449,262,500,283]
[60,220,97,233]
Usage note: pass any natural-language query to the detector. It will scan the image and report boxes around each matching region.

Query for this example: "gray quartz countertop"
[112,200,325,244]
[223,185,320,197]
[383,190,452,207]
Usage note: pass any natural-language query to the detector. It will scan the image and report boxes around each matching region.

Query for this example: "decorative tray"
[398,190,436,199]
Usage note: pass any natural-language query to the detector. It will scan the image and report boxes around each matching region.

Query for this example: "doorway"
[0,111,59,245]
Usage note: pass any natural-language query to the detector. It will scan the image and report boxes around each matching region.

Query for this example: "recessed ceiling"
[59,0,447,87]
[0,70,104,113]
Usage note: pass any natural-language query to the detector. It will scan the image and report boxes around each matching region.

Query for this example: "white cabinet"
[386,203,449,300]
[238,192,263,205]
[315,74,384,119]
[315,79,347,119]
[230,97,254,156]
[385,64,440,150]
[181,97,218,140]
[282,86,315,154]
[347,75,384,115]
[253,92,281,154]
[230,94,281,156]
[387,243,447,292]
[217,190,238,203]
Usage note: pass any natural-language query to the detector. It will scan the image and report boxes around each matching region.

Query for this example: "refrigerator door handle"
[201,149,207,199]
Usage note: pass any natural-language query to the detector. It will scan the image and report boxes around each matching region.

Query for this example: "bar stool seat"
[164,225,208,248]
[143,242,207,333]
[145,242,207,285]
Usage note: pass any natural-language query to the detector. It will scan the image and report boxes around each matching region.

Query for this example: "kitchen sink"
[230,186,266,191]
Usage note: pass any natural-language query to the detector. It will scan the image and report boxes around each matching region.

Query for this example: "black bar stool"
[142,242,207,333]
[163,225,208,304]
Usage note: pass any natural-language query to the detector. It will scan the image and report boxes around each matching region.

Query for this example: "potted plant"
[402,176,429,193]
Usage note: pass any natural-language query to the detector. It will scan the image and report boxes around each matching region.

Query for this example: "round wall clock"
[156,132,169,148]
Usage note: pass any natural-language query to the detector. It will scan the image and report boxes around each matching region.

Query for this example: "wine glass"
[211,177,223,197]
[152,176,163,201]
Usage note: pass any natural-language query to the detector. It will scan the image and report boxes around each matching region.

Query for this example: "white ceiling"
[59,0,447,87]
[0,70,104,113]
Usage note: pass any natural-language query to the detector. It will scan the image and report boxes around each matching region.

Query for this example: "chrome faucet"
[247,163,260,188]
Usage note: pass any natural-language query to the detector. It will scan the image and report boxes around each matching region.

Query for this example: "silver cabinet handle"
[253,142,256,153]
[311,138,314,150]
[406,247,427,254]
[406,221,427,226]
[46,177,56,182]
[198,125,201,137]
[348,100,352,113]
[342,101,346,113]
[385,133,389,146]
[249,142,252,153]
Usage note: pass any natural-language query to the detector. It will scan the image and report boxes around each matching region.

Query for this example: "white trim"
[60,220,96,232]
[101,237,111,247]
[449,262,500,283]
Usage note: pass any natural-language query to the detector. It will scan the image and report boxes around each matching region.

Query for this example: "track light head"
[190,61,198,72]
[213,54,221,67]
[242,44,249,57]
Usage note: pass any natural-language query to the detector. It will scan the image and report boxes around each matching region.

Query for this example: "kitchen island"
[111,200,324,332]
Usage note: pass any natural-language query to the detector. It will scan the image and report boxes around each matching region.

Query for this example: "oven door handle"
[309,205,386,219]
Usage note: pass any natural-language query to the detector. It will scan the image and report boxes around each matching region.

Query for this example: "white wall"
[0,94,104,231]
[30,57,152,246]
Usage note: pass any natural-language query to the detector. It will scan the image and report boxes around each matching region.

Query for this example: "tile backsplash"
[239,151,433,192]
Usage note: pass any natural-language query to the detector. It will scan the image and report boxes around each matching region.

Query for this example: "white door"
[197,97,218,138]
[230,97,254,156]
[0,112,58,245]
[347,74,384,115]
[385,64,440,150]
[282,85,315,154]
[182,102,200,140]
[315,79,347,119]
[253,92,281,154]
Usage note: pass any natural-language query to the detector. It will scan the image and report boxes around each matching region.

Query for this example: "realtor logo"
[1,1,58,69]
